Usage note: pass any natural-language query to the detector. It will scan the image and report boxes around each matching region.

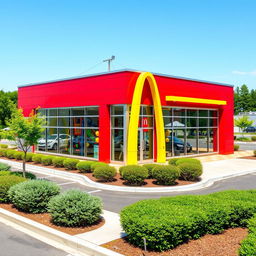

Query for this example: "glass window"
[48,109,58,116]
[111,106,124,115]
[187,109,197,117]
[141,106,153,115]
[209,118,218,127]
[85,129,98,159]
[164,117,173,127]
[209,110,218,118]
[72,128,85,156]
[199,118,208,127]
[173,108,186,116]
[48,117,58,127]
[37,108,47,116]
[72,117,85,128]
[111,117,123,128]
[172,129,186,156]
[173,117,186,127]
[198,128,209,153]
[186,129,198,155]
[209,128,218,152]
[71,108,84,116]
[58,109,70,116]
[111,129,124,161]
[186,118,197,127]
[37,130,46,152]
[86,117,99,127]
[86,107,98,115]
[59,117,70,127]
[59,128,70,154]
[47,128,58,153]
[199,110,208,117]
[162,107,172,116]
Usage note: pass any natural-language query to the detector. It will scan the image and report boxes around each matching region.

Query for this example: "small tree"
[235,116,253,134]
[0,108,45,177]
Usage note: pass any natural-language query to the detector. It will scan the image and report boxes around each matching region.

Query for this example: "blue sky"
[0,0,255,91]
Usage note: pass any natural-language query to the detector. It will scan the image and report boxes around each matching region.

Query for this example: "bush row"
[121,190,256,251]
[235,136,256,142]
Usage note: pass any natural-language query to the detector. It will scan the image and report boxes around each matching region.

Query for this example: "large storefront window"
[37,107,99,159]
[163,107,218,158]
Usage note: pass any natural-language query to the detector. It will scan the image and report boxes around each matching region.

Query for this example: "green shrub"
[0,162,10,171]
[63,158,79,170]
[236,137,250,142]
[0,171,11,176]
[41,155,53,166]
[11,171,36,180]
[22,152,34,162]
[0,175,26,203]
[0,144,8,149]
[8,180,60,213]
[120,190,256,252]
[251,136,256,142]
[6,150,16,159]
[13,151,24,160]
[90,162,108,171]
[254,150,256,157]
[175,158,202,167]
[0,149,7,157]
[152,165,180,185]
[52,157,66,167]
[142,164,159,178]
[32,154,44,163]
[93,166,117,182]
[48,189,102,227]
[234,144,240,151]
[178,162,203,181]
[76,161,94,173]
[168,158,180,165]
[121,165,148,185]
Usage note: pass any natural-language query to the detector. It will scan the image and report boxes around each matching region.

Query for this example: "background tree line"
[235,84,256,114]
[0,90,17,128]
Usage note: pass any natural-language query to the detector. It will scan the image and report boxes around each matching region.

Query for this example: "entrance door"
[138,128,153,162]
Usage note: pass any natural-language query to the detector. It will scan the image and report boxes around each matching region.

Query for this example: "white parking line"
[58,181,77,186]
[87,190,101,194]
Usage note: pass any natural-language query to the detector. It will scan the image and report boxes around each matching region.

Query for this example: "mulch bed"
[0,203,104,235]
[239,156,256,160]
[0,157,196,187]
[102,228,248,256]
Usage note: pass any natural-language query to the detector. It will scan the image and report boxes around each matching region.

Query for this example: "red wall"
[18,70,234,161]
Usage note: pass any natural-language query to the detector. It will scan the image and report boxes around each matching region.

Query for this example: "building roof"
[18,69,234,88]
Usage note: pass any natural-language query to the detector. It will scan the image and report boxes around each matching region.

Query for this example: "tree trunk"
[23,151,26,178]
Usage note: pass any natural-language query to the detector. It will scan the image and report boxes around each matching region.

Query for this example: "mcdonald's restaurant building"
[18,70,234,165]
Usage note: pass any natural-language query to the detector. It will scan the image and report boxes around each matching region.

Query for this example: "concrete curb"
[1,159,256,193]
[0,208,123,256]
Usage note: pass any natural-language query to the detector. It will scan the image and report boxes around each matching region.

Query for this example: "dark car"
[244,127,256,133]
[166,136,192,153]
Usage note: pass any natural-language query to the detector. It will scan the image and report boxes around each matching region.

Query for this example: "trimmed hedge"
[152,165,180,185]
[0,144,8,149]
[142,164,159,178]
[91,162,108,171]
[48,189,102,227]
[6,150,16,159]
[178,162,203,181]
[0,149,7,157]
[0,171,11,176]
[13,151,24,160]
[22,152,34,162]
[234,144,240,151]
[251,136,256,142]
[0,175,26,203]
[52,157,66,168]
[32,154,44,163]
[168,158,180,165]
[63,158,79,170]
[8,180,60,213]
[41,155,53,166]
[253,150,256,157]
[120,165,148,185]
[0,162,10,171]
[175,158,202,167]
[76,161,95,173]
[120,190,256,251]
[93,166,117,182]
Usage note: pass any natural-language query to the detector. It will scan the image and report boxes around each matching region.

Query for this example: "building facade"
[18,70,234,164]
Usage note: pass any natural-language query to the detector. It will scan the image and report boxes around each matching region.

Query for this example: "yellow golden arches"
[127,72,166,165]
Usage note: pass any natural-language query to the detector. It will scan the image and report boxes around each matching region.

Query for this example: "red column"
[99,104,111,163]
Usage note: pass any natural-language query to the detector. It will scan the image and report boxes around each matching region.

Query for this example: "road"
[236,142,256,150]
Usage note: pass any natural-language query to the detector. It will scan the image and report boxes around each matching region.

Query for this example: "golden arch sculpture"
[127,72,166,164]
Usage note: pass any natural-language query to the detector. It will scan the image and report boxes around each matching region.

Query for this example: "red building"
[18,70,234,164]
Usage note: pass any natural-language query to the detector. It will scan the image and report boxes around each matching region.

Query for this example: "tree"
[0,108,45,177]
[235,116,253,134]
[239,84,250,112]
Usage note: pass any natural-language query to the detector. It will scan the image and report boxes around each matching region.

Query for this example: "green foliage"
[48,189,102,227]
[13,151,24,160]
[251,136,256,142]
[8,180,60,213]
[235,116,253,131]
[120,165,148,185]
[175,158,202,167]
[52,157,66,167]
[41,155,53,166]
[0,144,8,149]
[0,171,11,176]
[11,171,36,180]
[236,137,251,141]
[254,150,256,157]
[93,166,117,182]
[32,153,43,163]
[121,190,256,251]
[152,165,180,185]
[76,161,95,173]
[178,162,203,181]
[0,149,7,157]
[142,164,159,178]
[0,175,26,203]
[22,152,33,162]
[234,144,240,151]
[0,162,10,171]
[168,158,180,165]
[63,158,79,170]
[6,149,16,159]
[90,162,108,171]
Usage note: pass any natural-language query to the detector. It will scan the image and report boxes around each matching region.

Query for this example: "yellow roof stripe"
[165,96,227,105]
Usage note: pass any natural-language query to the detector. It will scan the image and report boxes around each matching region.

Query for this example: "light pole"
[103,56,115,71]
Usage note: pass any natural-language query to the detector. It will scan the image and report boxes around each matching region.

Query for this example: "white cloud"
[232,70,256,76]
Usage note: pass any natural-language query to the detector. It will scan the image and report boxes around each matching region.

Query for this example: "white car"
[38,134,70,150]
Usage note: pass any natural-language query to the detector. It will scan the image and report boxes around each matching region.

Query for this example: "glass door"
[138,128,154,162]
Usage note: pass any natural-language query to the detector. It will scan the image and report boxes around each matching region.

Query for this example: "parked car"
[166,136,192,153]
[38,134,70,150]
[244,126,256,133]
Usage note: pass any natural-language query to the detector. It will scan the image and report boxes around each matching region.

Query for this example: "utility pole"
[103,56,115,71]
